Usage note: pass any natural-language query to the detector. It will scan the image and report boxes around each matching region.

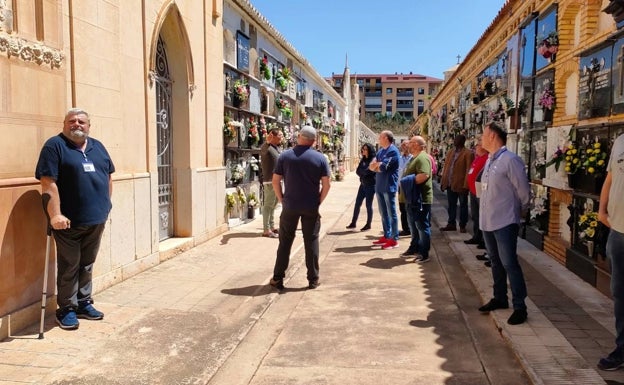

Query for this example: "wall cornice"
[0,32,64,69]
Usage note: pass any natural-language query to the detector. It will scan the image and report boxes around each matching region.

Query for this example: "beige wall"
[0,0,226,337]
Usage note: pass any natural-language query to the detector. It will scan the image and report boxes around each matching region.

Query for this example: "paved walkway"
[0,172,623,384]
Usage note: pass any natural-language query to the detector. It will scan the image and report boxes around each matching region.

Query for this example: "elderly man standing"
[477,121,530,325]
[440,134,473,232]
[35,108,115,330]
[269,126,331,291]
[369,130,401,250]
[260,127,283,238]
[399,135,433,263]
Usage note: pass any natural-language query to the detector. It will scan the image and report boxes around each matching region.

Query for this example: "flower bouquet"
[582,141,608,176]
[564,144,582,174]
[259,56,271,80]
[247,192,258,208]
[538,87,555,110]
[247,117,260,146]
[578,211,599,240]
[541,146,568,172]
[275,67,291,91]
[231,164,245,183]
[536,30,559,58]
[226,192,236,214]
[236,186,246,205]
[275,97,292,118]
[223,116,243,143]
[233,78,249,102]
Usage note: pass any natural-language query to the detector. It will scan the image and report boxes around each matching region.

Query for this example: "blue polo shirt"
[274,145,330,211]
[35,133,115,226]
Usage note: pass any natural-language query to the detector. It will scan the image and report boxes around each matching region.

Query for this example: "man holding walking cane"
[35,108,115,330]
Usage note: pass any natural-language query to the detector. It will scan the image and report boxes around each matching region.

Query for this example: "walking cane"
[38,194,52,339]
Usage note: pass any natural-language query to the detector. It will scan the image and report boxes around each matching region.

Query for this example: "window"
[386,87,393,94]
[418,87,425,95]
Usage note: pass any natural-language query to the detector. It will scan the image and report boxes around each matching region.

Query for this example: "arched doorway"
[154,35,174,240]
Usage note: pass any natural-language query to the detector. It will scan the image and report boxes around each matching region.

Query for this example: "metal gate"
[155,36,174,240]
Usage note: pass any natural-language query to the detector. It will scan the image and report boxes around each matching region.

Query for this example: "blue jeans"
[273,208,320,283]
[376,191,398,240]
[446,190,469,228]
[608,229,624,350]
[406,204,431,258]
[483,223,527,310]
[350,184,375,226]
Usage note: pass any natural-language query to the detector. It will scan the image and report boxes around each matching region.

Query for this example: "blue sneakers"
[598,349,624,371]
[56,309,79,330]
[76,303,104,320]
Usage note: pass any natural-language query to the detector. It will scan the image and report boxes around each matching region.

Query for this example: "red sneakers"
[382,239,399,250]
[372,236,388,245]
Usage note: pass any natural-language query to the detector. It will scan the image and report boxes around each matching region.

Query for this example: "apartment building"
[331,73,442,121]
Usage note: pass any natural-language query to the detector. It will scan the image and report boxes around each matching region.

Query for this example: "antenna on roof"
[345,53,349,69]
[456,54,461,64]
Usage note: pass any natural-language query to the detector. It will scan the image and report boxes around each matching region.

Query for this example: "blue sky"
[249,1,507,80]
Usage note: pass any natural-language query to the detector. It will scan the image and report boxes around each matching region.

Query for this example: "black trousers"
[469,193,483,243]
[53,223,106,311]
[273,208,320,283]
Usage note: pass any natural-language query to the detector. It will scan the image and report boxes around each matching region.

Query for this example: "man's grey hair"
[65,108,90,121]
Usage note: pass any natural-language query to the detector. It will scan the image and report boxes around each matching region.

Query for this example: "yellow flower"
[573,158,579,164]
[566,156,571,161]
[590,220,598,228]
[587,167,595,174]
[586,148,593,154]
[594,142,601,149]
[565,166,571,172]
[585,228,595,238]
[598,160,605,166]
[589,156,596,162]
[572,149,577,154]
[579,214,588,223]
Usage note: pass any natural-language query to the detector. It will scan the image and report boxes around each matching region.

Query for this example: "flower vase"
[586,240,594,258]
[233,95,242,108]
[247,206,255,219]
[543,108,553,122]
[567,173,576,189]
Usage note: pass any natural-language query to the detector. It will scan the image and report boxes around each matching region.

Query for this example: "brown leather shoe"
[440,224,457,231]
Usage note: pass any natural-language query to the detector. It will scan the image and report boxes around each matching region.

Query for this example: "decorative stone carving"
[0,0,13,33]
[0,32,64,68]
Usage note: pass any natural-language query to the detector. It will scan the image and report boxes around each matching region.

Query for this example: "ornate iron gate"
[155,36,173,240]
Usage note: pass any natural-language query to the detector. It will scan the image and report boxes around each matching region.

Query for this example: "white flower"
[231,164,245,181]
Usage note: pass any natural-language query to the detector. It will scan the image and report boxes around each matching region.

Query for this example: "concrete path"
[0,172,623,385]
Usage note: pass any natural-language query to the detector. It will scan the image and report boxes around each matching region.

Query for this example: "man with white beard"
[35,108,115,330]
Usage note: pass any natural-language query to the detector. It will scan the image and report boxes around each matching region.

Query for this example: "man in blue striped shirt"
[477,121,531,325]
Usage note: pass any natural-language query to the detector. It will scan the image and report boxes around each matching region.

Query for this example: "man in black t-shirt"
[269,126,330,291]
